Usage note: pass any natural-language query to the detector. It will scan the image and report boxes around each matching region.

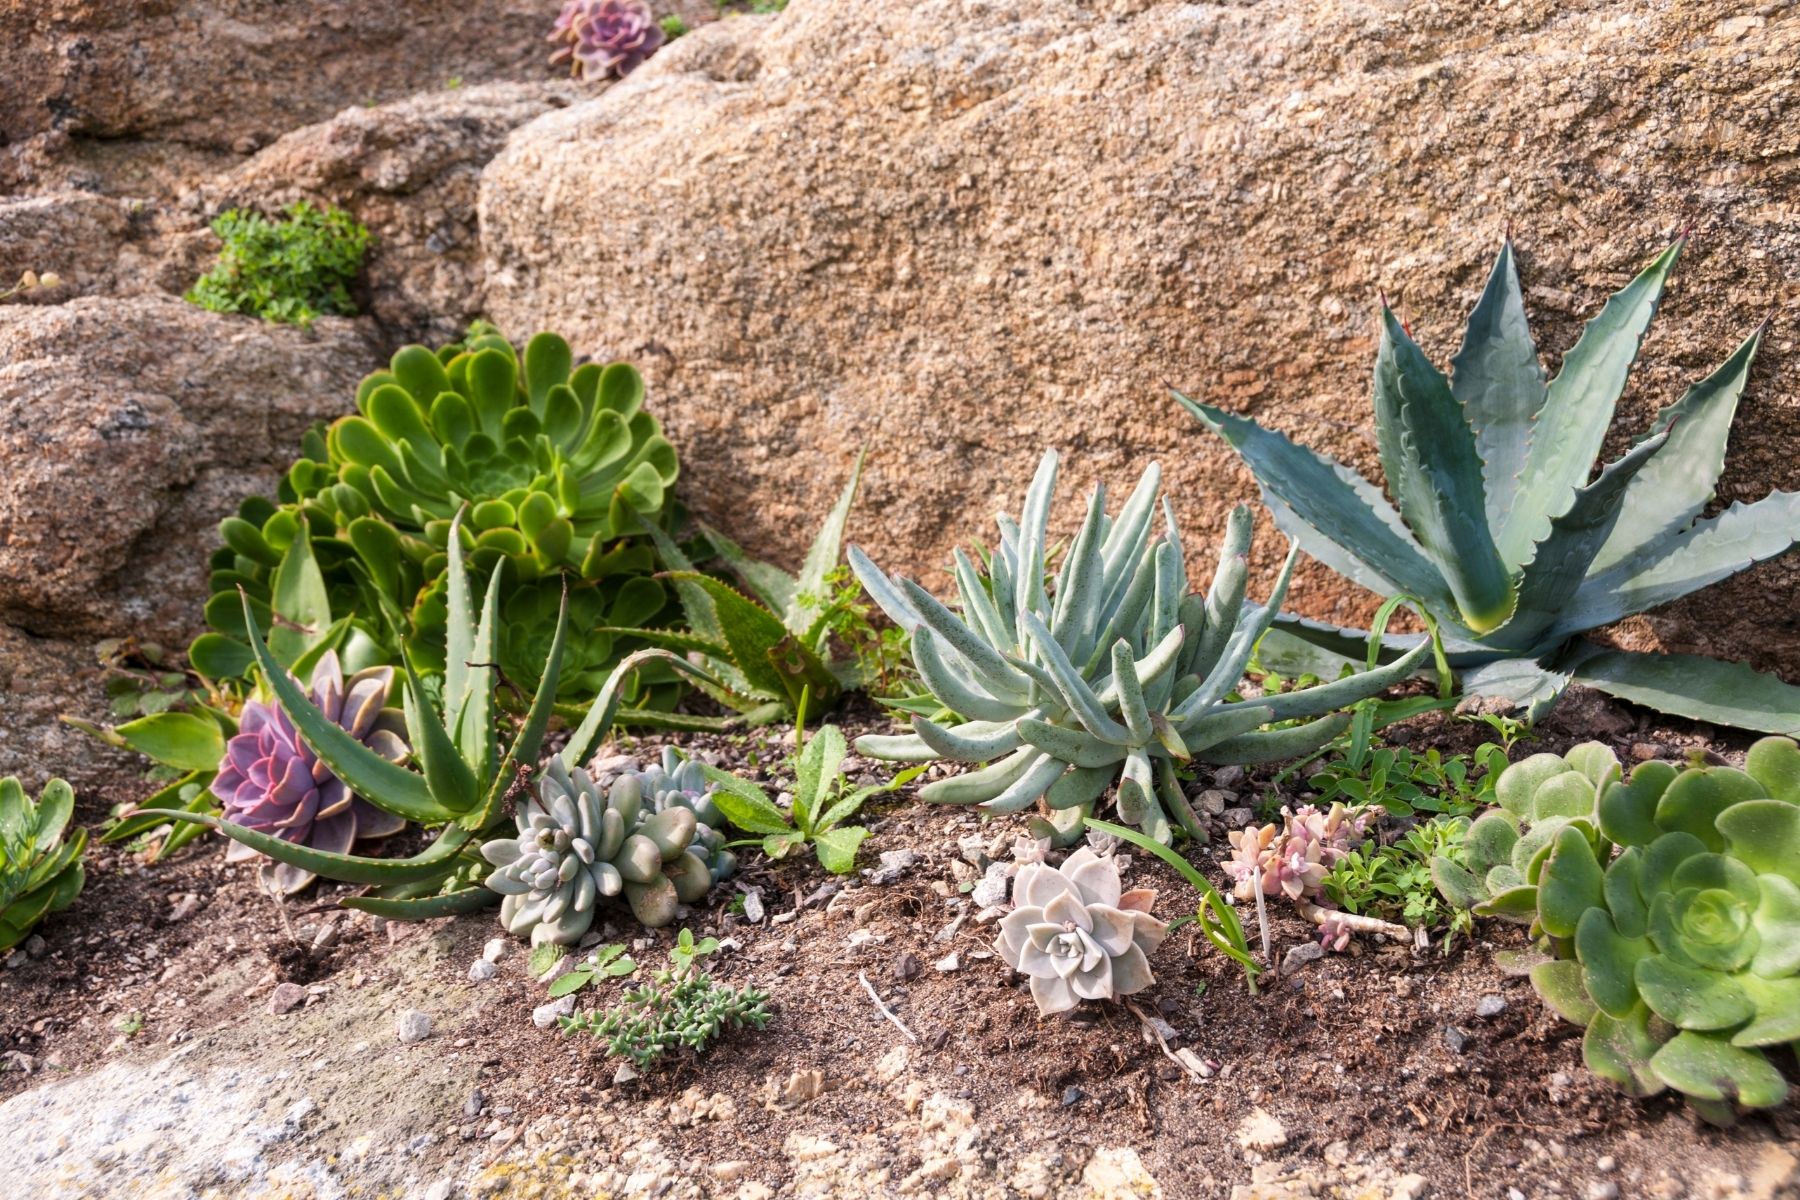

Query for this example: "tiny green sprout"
[115,1013,145,1036]
[669,928,719,975]
[547,944,638,998]
[659,14,688,37]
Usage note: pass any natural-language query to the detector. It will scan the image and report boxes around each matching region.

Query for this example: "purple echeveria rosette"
[209,651,409,895]
[548,0,666,81]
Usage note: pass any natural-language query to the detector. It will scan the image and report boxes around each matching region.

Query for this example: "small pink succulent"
[548,0,666,81]
[1225,803,1372,903]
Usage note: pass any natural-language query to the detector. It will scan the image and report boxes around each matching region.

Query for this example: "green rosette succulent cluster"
[1448,738,1800,1123]
[191,324,681,704]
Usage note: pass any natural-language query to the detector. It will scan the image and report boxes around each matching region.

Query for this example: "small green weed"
[1322,816,1474,948]
[185,201,370,326]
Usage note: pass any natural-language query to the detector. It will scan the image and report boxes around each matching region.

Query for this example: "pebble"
[613,1063,639,1085]
[974,905,1007,925]
[24,935,46,959]
[1442,1026,1467,1054]
[1281,943,1325,973]
[396,1009,433,1044]
[532,996,575,1029]
[868,849,918,885]
[424,1181,455,1200]
[467,959,497,982]
[1475,994,1506,1017]
[1235,1107,1287,1151]
[934,952,960,972]
[464,1088,485,1117]
[1197,789,1230,815]
[1509,1190,1527,1200]
[1588,1183,1619,1200]
[970,862,1012,908]
[1222,807,1254,828]
[892,953,922,982]
[1391,1173,1430,1200]
[1596,1157,1617,1173]
[742,889,765,923]
[1061,1086,1085,1106]
[267,982,306,1015]
[1213,766,1245,787]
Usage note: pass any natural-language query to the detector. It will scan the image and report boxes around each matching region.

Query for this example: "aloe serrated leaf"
[1372,306,1515,632]
[661,571,795,699]
[561,650,734,771]
[1570,651,1800,737]
[342,885,497,920]
[1174,391,1451,612]
[1450,239,1547,531]
[242,594,448,824]
[1501,241,1683,565]
[134,810,473,884]
[1590,325,1763,575]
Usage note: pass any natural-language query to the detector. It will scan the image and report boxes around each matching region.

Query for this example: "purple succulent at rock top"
[210,651,409,895]
[548,0,666,81]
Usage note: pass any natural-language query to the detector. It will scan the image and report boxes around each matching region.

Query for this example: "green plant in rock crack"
[1525,736,1800,1124]
[615,453,873,724]
[1,777,87,952]
[1428,741,1625,928]
[189,324,682,710]
[1180,238,1800,732]
[139,507,726,920]
[185,201,369,327]
[704,715,924,875]
[849,449,1430,846]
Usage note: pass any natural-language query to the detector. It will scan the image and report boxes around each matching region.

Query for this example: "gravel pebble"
[467,959,497,982]
[395,1010,433,1044]
[1475,994,1506,1017]
[532,996,576,1029]
[267,982,306,1015]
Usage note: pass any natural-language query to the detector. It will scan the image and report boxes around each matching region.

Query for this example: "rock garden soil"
[3,699,1794,1200]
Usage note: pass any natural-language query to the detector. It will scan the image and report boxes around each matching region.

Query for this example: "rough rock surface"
[482,0,1800,679]
[0,1,555,150]
[0,295,377,645]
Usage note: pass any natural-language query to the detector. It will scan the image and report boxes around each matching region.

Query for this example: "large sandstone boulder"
[480,0,1800,680]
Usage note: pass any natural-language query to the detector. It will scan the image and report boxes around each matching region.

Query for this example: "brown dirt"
[3,695,1794,1199]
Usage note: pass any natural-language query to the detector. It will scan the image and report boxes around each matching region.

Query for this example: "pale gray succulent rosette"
[591,747,738,885]
[997,847,1167,1015]
[481,758,718,944]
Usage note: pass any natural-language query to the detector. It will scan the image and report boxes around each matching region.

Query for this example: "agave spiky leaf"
[1182,239,1800,731]
[849,449,1425,844]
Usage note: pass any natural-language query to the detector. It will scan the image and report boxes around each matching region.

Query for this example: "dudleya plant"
[1,777,87,952]
[849,450,1428,845]
[548,0,665,80]
[191,325,680,704]
[997,847,1167,1016]
[480,756,724,943]
[1181,239,1800,732]
[211,650,409,894]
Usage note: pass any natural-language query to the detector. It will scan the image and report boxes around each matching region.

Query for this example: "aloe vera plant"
[1508,738,1800,1124]
[140,508,722,919]
[849,450,1428,844]
[615,453,871,723]
[1180,239,1800,732]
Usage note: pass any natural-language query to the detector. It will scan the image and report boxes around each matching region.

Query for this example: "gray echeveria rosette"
[210,650,408,895]
[997,847,1167,1015]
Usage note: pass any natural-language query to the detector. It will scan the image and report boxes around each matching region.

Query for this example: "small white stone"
[532,996,575,1029]
[481,938,509,964]
[1390,1173,1429,1200]
[1587,1183,1619,1200]
[467,959,497,982]
[1235,1107,1286,1151]
[395,1010,433,1044]
[934,952,960,972]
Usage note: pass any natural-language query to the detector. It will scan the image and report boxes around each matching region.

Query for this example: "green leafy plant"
[1089,818,1261,993]
[669,927,719,974]
[1,777,87,952]
[560,935,772,1067]
[547,944,638,998]
[185,202,369,327]
[1180,238,1800,732]
[704,720,923,874]
[140,507,723,919]
[622,454,870,723]
[1324,816,1474,946]
[1307,740,1503,820]
[1429,742,1624,924]
[90,639,206,719]
[1521,737,1800,1124]
[189,325,683,712]
[849,449,1429,845]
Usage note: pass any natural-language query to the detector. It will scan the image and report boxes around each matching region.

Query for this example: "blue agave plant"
[1179,239,1800,732]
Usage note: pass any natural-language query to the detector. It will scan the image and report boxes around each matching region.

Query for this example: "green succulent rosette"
[1526,736,1800,1123]
[190,325,682,706]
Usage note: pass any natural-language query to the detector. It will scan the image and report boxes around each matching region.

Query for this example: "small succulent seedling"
[560,935,771,1067]
[547,944,637,998]
[1181,239,1800,731]
[1,777,87,952]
